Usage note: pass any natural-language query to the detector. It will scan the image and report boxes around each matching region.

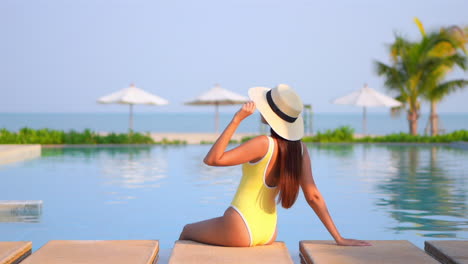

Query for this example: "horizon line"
[1,111,468,115]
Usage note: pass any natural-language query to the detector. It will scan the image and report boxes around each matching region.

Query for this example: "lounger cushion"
[21,240,158,264]
[300,240,438,264]
[169,240,293,264]
[425,240,468,264]
[0,241,32,264]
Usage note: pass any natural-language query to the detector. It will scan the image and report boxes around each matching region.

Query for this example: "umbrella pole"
[215,103,219,133]
[363,106,367,136]
[129,104,134,133]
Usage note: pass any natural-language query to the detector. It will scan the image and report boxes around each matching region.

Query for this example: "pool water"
[0,144,467,254]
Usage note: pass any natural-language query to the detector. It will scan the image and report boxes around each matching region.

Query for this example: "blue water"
[1,112,467,134]
[0,144,467,257]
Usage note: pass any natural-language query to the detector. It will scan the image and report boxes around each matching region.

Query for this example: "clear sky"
[1,0,467,113]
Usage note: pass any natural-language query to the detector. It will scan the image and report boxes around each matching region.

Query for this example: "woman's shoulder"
[248,135,270,145]
[241,135,270,150]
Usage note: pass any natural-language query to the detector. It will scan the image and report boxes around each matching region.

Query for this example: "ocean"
[0,112,467,135]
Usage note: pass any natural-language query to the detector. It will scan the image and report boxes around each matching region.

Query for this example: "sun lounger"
[0,241,32,264]
[299,240,439,264]
[168,240,293,264]
[425,240,468,264]
[20,240,159,264]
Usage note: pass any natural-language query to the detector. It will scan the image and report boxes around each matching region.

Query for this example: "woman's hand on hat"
[233,101,256,123]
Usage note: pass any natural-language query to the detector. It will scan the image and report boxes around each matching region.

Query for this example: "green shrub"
[240,128,468,143]
[303,126,355,143]
[355,130,468,143]
[155,137,187,145]
[2,127,467,145]
[0,128,156,144]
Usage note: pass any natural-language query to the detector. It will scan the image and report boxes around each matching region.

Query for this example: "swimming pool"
[0,144,467,255]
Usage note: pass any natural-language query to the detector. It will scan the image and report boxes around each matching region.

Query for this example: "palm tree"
[414,19,468,136]
[375,33,458,135]
[423,70,468,136]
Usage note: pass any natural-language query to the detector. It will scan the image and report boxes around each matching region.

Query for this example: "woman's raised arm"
[300,143,371,246]
[203,102,269,167]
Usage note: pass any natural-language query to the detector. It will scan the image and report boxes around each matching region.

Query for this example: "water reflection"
[185,149,240,205]
[100,147,168,189]
[43,145,154,159]
[185,148,239,188]
[309,143,355,158]
[194,165,239,187]
[377,146,468,238]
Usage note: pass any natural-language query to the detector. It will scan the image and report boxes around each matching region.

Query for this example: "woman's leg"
[179,208,250,247]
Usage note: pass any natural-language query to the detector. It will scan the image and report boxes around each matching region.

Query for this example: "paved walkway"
[150,133,256,144]
[0,145,41,166]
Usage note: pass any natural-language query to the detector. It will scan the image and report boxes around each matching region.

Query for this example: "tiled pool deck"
[0,145,41,166]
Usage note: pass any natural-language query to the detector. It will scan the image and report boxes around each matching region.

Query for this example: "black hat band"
[266,90,297,123]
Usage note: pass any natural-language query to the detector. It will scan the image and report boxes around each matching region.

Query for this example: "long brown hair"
[270,128,303,209]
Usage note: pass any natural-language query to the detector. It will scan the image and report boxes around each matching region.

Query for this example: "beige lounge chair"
[169,240,293,264]
[0,241,32,264]
[425,240,468,264]
[299,240,439,264]
[20,240,159,264]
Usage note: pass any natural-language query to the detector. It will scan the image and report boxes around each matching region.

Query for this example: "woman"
[179,84,370,247]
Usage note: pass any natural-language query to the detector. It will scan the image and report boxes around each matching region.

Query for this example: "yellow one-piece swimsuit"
[230,136,279,246]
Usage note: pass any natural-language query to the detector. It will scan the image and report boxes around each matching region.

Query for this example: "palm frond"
[444,26,467,54]
[414,17,426,37]
[429,79,468,101]
[390,35,412,62]
[390,94,407,118]
[374,61,407,92]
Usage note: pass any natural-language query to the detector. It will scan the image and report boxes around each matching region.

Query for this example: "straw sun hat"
[248,84,304,141]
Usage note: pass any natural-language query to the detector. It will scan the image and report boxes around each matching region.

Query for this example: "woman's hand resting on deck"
[233,101,256,123]
[336,238,371,246]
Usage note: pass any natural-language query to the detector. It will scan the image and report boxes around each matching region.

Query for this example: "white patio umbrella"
[185,84,248,133]
[97,84,169,131]
[332,84,402,135]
